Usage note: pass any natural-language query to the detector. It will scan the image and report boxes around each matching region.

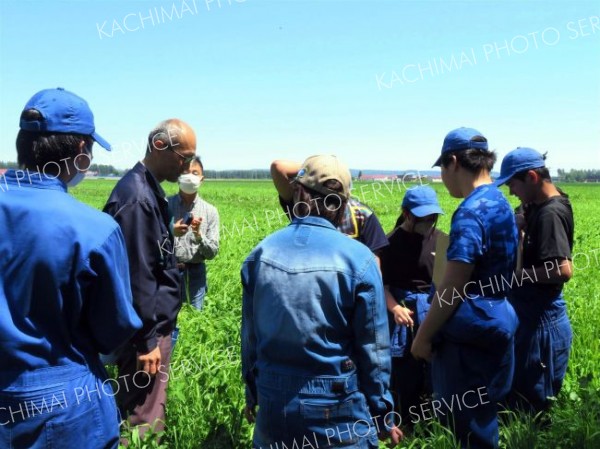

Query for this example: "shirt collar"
[291,215,337,230]
[177,192,199,205]
[2,169,67,192]
[136,161,167,199]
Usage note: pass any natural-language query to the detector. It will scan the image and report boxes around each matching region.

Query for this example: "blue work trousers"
[180,262,207,310]
[0,364,119,449]
[253,371,379,449]
[508,294,572,412]
[432,296,518,449]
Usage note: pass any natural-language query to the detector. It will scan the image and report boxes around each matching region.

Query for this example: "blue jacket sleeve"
[241,259,258,408]
[84,227,142,354]
[104,200,162,354]
[352,257,394,426]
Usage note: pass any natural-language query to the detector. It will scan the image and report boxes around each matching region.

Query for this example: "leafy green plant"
[72,181,600,448]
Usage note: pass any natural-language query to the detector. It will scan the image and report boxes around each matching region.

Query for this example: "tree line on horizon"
[1,162,600,182]
[556,169,600,183]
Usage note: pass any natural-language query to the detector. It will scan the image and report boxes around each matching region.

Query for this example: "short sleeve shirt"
[447,184,518,298]
[381,227,439,293]
[522,195,574,295]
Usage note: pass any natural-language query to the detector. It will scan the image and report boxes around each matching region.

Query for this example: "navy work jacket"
[104,162,180,354]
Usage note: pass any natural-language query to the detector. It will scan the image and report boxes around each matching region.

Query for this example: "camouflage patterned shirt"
[447,184,518,298]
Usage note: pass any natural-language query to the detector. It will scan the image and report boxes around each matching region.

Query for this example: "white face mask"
[67,145,92,189]
[67,170,86,188]
[178,173,201,194]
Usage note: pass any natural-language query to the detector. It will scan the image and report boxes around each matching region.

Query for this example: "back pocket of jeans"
[300,397,365,446]
[46,404,102,448]
[300,396,356,418]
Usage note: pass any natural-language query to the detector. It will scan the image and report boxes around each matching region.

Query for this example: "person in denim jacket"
[242,155,402,448]
[270,159,389,267]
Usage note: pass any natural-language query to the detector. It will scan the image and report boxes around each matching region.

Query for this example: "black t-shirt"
[522,194,574,295]
[380,227,439,294]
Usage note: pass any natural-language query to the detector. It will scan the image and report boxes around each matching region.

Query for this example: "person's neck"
[142,157,165,183]
[532,181,561,204]
[458,170,492,197]
[400,220,413,233]
[179,190,197,205]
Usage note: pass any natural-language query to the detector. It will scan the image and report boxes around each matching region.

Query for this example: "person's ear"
[527,170,539,184]
[448,155,458,171]
[151,138,168,151]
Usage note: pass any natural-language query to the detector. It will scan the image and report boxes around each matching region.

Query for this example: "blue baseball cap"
[494,147,546,186]
[402,186,444,217]
[19,87,111,150]
[432,127,488,167]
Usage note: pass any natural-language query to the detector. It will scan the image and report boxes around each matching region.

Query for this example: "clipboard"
[432,232,449,287]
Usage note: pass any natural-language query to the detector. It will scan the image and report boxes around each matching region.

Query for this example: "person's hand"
[244,405,256,423]
[378,425,403,446]
[137,346,161,375]
[173,218,189,237]
[391,305,414,327]
[411,334,433,362]
[191,217,203,237]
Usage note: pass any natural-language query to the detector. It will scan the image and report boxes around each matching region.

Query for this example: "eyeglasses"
[169,147,195,164]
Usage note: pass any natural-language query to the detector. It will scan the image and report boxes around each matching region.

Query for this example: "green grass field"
[72,179,600,449]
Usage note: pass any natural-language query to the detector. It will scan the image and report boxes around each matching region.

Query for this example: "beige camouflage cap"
[295,155,351,200]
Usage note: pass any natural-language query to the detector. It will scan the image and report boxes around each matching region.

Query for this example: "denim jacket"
[241,216,393,420]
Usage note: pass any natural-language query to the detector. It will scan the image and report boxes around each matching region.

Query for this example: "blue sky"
[1,0,598,172]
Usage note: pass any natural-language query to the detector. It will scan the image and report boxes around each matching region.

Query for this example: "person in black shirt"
[380,186,443,424]
[495,148,574,413]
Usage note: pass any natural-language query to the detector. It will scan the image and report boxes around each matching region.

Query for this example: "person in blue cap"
[411,127,519,449]
[380,186,443,425]
[495,148,574,413]
[0,88,142,448]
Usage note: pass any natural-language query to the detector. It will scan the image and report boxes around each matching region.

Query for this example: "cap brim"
[492,175,511,187]
[432,155,442,168]
[92,131,111,151]
[411,204,444,217]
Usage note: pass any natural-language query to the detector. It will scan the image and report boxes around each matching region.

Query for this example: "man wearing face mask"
[104,118,196,440]
[0,88,141,448]
[168,156,220,310]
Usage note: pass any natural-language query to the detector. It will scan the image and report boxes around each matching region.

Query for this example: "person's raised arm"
[270,159,301,202]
